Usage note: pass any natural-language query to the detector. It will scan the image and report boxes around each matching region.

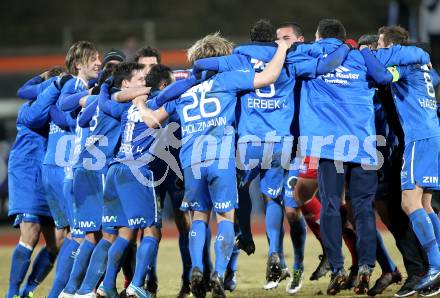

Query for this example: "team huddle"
[5,17,440,298]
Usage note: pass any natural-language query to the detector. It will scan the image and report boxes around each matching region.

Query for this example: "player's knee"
[216,209,235,222]
[143,226,161,240]
[285,207,302,222]
[20,222,41,247]
[102,232,117,243]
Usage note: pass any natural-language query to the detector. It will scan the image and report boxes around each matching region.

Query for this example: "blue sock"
[103,237,129,290]
[47,238,80,298]
[290,216,306,270]
[409,208,440,269]
[376,230,396,273]
[228,244,240,272]
[146,243,157,284]
[21,246,55,296]
[77,239,112,294]
[214,220,235,277]
[265,199,283,255]
[179,232,192,282]
[279,224,287,268]
[428,212,440,246]
[63,239,96,294]
[203,223,213,274]
[131,236,159,287]
[189,220,207,272]
[6,243,33,298]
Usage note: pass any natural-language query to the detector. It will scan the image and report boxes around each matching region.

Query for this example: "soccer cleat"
[96,282,119,298]
[419,286,440,297]
[354,265,373,295]
[263,253,283,290]
[74,293,97,298]
[414,268,440,292]
[235,235,255,255]
[286,269,304,295]
[327,268,348,295]
[176,280,191,298]
[310,254,331,281]
[224,267,237,292]
[126,283,151,298]
[59,291,75,298]
[22,292,35,298]
[190,267,206,298]
[203,268,212,292]
[146,277,158,298]
[368,269,402,296]
[394,275,421,297]
[343,266,358,290]
[119,288,127,298]
[210,272,226,298]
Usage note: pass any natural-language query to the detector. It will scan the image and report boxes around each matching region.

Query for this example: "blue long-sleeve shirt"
[16,75,57,100]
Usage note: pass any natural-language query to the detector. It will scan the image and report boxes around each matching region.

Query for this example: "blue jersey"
[17,75,57,100]
[298,39,429,165]
[114,101,156,165]
[10,79,63,162]
[215,43,323,141]
[77,94,121,173]
[45,77,85,167]
[164,70,255,169]
[391,64,440,143]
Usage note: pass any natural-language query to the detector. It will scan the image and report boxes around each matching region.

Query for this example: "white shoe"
[73,293,96,298]
[263,267,291,290]
[58,291,74,298]
[286,269,304,295]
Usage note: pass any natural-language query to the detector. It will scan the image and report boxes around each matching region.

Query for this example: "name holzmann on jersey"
[181,116,226,136]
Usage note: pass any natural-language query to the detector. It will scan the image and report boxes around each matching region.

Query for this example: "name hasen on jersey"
[321,66,360,85]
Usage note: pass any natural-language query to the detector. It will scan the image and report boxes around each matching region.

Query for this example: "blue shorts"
[8,158,51,218]
[42,165,70,229]
[401,137,440,191]
[182,159,238,213]
[102,163,161,230]
[63,173,84,238]
[73,168,115,233]
[237,142,285,198]
[283,168,299,208]
[12,213,54,228]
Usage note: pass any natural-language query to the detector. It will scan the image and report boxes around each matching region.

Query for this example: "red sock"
[340,204,358,267]
[301,196,322,244]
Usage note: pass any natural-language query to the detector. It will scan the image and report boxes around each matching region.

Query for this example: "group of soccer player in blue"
[5,17,440,298]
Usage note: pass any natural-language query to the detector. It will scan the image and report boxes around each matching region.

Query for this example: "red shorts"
[299,156,318,179]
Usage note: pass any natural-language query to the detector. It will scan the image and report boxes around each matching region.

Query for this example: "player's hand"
[133,95,147,108]
[193,70,216,84]
[40,70,51,80]
[275,39,290,51]
[359,45,369,50]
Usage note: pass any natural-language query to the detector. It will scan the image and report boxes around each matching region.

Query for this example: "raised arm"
[17,76,57,100]
[193,54,250,73]
[373,45,430,66]
[49,105,74,131]
[98,82,125,119]
[19,82,61,128]
[58,90,89,112]
[78,98,98,128]
[133,96,170,129]
[113,86,151,103]
[253,40,289,89]
[360,48,395,85]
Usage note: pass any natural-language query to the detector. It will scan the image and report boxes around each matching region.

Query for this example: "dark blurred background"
[0,0,439,218]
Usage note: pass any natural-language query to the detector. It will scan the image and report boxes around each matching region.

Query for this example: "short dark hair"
[378,26,409,46]
[250,19,276,42]
[134,46,161,63]
[145,64,173,90]
[113,62,145,88]
[358,34,379,49]
[47,66,66,78]
[317,19,346,41]
[278,22,304,37]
